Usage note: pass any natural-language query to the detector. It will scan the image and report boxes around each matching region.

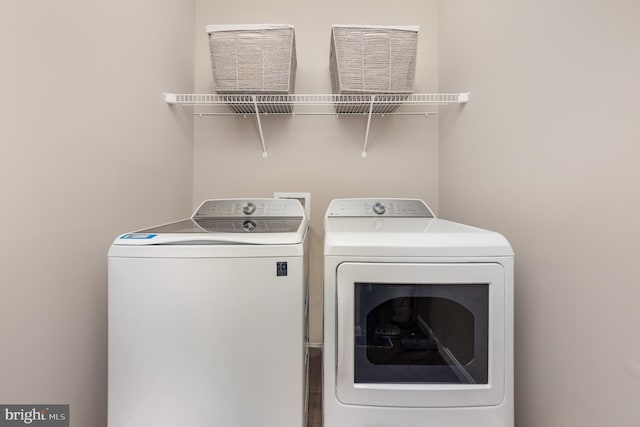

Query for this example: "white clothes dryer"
[323,199,514,427]
[108,199,309,427]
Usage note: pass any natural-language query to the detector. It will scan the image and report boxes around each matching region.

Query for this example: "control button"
[372,202,386,215]
[242,220,257,232]
[242,201,256,215]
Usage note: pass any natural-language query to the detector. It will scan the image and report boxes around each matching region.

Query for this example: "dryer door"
[336,262,506,408]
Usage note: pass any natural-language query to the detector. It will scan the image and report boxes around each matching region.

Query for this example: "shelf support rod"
[252,96,268,158]
[362,95,375,158]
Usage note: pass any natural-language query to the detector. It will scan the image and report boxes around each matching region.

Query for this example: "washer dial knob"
[372,202,386,215]
[242,201,256,215]
[243,220,257,232]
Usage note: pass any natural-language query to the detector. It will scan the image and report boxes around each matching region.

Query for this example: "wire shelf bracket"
[165,92,469,158]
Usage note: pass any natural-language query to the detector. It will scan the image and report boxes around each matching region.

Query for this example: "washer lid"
[112,199,307,246]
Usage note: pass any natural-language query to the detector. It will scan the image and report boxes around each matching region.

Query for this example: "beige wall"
[439,1,640,426]
[193,0,440,343]
[0,1,195,426]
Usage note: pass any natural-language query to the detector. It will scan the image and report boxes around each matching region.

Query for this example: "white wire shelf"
[165,92,469,157]
[165,93,468,114]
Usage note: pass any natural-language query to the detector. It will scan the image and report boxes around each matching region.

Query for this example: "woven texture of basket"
[207,24,296,113]
[330,25,418,113]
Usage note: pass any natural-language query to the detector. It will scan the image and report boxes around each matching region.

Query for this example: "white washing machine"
[323,198,514,427]
[108,199,309,427]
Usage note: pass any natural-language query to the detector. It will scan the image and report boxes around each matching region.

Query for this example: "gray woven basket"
[330,25,418,113]
[207,24,296,113]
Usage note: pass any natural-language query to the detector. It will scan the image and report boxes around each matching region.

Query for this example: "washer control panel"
[193,199,304,218]
[327,199,434,218]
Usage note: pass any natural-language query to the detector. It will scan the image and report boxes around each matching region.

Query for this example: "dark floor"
[308,347,322,427]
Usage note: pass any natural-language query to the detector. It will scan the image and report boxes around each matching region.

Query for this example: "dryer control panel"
[327,199,435,218]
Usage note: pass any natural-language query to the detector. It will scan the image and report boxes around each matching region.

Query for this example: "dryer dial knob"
[242,202,256,215]
[372,202,386,215]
